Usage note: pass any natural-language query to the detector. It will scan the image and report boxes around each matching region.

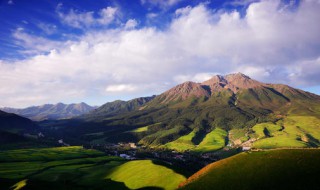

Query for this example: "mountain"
[41,73,320,151]
[0,110,37,133]
[79,96,156,121]
[1,102,97,121]
[0,110,40,148]
[179,149,320,190]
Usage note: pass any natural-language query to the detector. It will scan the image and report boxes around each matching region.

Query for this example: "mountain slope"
[0,110,37,133]
[79,95,156,121]
[179,149,320,190]
[41,73,320,152]
[0,110,42,148]
[1,102,96,121]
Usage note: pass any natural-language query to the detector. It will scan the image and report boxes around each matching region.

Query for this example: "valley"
[1,73,320,190]
[1,0,320,189]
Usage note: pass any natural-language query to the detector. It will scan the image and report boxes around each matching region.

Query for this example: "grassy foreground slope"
[106,160,186,190]
[0,146,186,190]
[180,149,320,190]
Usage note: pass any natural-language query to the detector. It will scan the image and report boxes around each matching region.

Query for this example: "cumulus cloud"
[1,0,320,107]
[57,5,117,28]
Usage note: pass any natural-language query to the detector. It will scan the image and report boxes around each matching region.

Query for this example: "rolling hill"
[41,73,320,152]
[1,102,96,121]
[179,149,320,190]
[0,146,186,190]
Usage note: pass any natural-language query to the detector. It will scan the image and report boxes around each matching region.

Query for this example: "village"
[83,142,244,172]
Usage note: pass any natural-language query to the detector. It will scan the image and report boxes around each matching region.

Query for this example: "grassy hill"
[0,146,186,190]
[179,149,320,190]
[106,160,186,189]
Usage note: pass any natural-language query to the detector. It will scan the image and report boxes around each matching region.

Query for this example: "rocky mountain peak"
[224,73,262,92]
[202,75,227,86]
[156,81,210,104]
[200,73,261,93]
[225,72,251,80]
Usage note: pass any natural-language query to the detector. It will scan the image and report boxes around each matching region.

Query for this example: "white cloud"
[125,19,138,29]
[8,0,13,5]
[37,23,57,35]
[105,84,137,92]
[175,6,192,16]
[1,1,320,107]
[228,0,258,6]
[174,73,217,83]
[57,6,117,28]
[146,13,158,19]
[141,0,182,9]
[12,28,65,55]
[98,7,118,25]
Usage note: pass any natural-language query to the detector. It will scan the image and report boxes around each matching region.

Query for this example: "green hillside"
[0,146,186,190]
[39,73,320,153]
[180,149,320,190]
[106,160,186,190]
[164,128,228,152]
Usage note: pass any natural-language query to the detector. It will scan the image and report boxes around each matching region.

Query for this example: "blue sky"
[0,0,319,107]
[0,0,254,59]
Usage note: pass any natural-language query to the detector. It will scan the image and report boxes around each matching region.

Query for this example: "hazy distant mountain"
[1,102,97,121]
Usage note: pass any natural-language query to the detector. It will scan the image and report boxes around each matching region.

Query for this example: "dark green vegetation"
[39,73,320,153]
[180,149,320,190]
[0,111,53,150]
[79,96,156,121]
[0,110,36,133]
[0,146,187,190]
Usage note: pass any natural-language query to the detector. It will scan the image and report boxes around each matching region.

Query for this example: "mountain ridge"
[40,73,320,152]
[1,102,97,121]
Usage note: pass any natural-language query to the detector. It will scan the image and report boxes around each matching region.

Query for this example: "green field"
[0,146,104,162]
[163,128,227,153]
[129,123,162,133]
[180,149,320,190]
[252,116,320,149]
[195,128,227,152]
[161,115,320,152]
[228,128,249,145]
[106,160,186,189]
[164,130,197,151]
[0,146,187,190]
[130,126,149,133]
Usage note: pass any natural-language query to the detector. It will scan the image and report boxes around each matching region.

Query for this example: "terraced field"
[0,146,187,190]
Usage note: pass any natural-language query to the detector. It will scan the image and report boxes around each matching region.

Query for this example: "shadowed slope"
[180,149,320,190]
